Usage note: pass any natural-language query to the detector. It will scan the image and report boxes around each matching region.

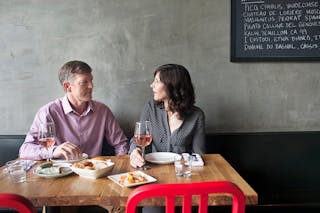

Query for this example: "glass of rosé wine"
[38,121,56,161]
[134,120,152,170]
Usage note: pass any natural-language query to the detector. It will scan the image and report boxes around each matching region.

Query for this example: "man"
[19,60,128,160]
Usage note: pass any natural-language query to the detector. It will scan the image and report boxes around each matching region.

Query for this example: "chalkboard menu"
[231,0,320,61]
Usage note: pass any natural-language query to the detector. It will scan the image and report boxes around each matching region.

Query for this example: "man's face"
[68,73,93,103]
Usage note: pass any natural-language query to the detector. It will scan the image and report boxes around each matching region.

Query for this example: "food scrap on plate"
[73,160,107,170]
[108,171,156,187]
[34,162,73,178]
[118,172,148,185]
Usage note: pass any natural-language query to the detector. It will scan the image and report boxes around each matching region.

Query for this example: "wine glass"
[134,121,152,170]
[38,122,56,161]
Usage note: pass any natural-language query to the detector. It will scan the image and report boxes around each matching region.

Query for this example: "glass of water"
[8,164,26,183]
[174,154,192,177]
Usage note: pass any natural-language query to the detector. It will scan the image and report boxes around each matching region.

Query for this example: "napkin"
[23,160,37,171]
[3,160,36,173]
[191,153,204,166]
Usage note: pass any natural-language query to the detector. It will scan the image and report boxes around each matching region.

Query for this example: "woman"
[129,64,206,168]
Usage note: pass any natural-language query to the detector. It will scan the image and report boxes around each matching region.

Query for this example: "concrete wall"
[1,0,320,136]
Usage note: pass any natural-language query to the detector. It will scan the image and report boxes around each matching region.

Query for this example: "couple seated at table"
[19,60,206,170]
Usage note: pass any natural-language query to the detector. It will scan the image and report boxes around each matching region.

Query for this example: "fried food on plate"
[118,172,147,185]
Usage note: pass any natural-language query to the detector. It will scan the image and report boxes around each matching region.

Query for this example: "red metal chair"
[0,193,37,213]
[126,181,246,213]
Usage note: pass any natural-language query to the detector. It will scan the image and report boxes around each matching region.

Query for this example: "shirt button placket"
[78,116,82,149]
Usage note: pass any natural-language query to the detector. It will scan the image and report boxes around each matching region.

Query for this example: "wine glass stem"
[140,146,151,170]
[46,148,49,162]
[141,146,145,161]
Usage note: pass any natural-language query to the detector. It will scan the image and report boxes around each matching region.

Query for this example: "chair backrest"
[126,181,246,213]
[0,193,37,213]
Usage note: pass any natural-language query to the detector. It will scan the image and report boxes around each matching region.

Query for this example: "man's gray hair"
[58,60,92,85]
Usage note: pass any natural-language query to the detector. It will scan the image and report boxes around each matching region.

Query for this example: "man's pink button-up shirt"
[19,95,128,160]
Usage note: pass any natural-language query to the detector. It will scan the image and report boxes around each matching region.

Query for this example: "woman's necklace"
[168,112,183,133]
[169,112,178,121]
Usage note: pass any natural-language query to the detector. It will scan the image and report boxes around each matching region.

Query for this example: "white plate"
[145,152,180,164]
[33,163,73,178]
[50,153,88,163]
[108,171,157,187]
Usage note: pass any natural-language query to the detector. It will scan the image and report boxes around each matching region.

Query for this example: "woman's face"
[150,72,167,101]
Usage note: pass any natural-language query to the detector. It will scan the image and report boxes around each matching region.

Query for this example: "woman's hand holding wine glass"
[38,122,56,161]
[134,121,152,170]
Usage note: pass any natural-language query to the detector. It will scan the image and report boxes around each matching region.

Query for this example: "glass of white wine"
[134,121,152,170]
[38,121,56,161]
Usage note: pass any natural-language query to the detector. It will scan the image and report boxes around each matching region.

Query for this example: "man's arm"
[104,110,129,155]
[19,114,54,160]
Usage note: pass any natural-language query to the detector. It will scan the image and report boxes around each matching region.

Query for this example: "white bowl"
[71,160,114,179]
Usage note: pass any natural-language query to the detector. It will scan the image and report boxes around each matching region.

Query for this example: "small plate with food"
[108,171,156,187]
[34,162,73,178]
[71,159,114,179]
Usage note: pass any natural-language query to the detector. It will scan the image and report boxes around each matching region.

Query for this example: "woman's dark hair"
[154,64,195,118]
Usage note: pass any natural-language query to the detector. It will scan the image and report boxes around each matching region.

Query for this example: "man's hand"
[53,141,83,160]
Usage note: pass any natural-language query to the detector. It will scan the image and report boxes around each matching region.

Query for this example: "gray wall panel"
[1,0,320,135]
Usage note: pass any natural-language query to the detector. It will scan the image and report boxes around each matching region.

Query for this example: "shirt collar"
[61,95,93,115]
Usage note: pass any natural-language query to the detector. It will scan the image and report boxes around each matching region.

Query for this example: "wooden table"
[0,154,258,209]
